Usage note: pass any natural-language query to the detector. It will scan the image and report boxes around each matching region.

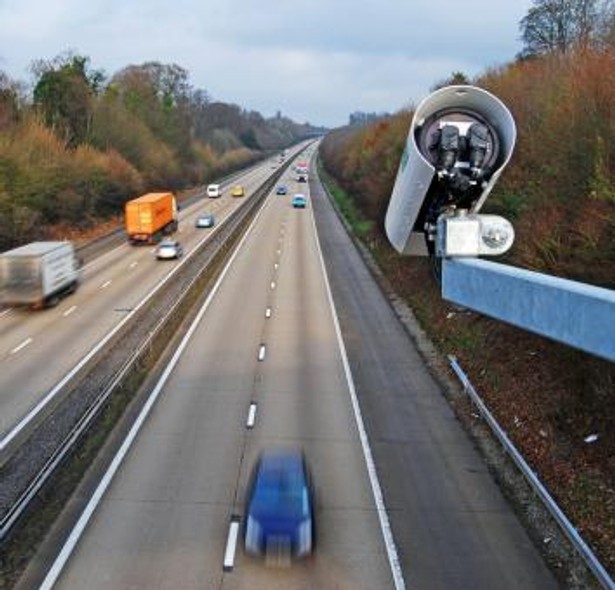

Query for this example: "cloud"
[0,0,533,126]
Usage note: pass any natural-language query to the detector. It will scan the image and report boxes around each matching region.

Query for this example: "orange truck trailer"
[125,192,178,244]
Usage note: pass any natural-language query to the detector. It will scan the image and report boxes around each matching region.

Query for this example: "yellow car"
[231,185,245,197]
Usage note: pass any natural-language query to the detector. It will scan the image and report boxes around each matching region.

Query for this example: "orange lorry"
[125,192,178,244]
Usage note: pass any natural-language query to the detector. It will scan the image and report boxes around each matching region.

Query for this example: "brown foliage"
[321,112,411,228]
[322,48,615,573]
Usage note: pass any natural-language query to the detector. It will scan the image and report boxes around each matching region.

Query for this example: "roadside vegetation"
[0,54,324,250]
[320,0,615,577]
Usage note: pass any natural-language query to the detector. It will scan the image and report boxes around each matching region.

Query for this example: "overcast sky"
[0,0,534,127]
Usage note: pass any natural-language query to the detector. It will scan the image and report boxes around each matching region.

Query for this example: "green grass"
[317,160,374,239]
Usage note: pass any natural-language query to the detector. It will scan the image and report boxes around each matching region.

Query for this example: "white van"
[206,184,221,198]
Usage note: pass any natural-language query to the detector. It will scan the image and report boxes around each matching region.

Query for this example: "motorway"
[24,150,560,589]
[37,149,396,589]
[0,148,303,446]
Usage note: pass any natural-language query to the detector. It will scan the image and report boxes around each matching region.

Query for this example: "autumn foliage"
[321,50,615,289]
[0,55,320,249]
[320,48,615,575]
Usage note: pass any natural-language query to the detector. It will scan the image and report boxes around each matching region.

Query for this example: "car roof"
[249,451,309,518]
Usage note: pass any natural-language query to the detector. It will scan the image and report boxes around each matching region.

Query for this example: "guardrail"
[449,356,615,590]
[0,154,298,545]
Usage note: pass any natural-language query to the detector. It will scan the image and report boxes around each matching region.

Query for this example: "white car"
[155,239,183,260]
[206,184,221,198]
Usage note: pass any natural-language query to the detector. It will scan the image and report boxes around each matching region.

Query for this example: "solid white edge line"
[223,520,241,571]
[246,402,257,429]
[37,186,274,590]
[308,183,407,590]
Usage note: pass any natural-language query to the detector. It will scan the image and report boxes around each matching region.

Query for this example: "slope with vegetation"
[0,54,324,250]
[320,0,615,577]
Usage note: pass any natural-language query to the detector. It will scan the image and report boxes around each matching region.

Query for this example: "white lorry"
[0,241,82,309]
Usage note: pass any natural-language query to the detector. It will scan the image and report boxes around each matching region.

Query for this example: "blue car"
[276,185,288,195]
[244,450,315,562]
[292,194,307,208]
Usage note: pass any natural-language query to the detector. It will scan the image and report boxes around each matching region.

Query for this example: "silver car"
[155,239,183,260]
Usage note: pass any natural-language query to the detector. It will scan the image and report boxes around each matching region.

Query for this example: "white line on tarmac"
[100,280,112,289]
[129,261,138,269]
[270,281,276,290]
[62,306,77,317]
[37,180,275,590]
[10,337,32,355]
[265,308,272,318]
[309,186,407,590]
[0,308,12,319]
[258,344,266,361]
[0,162,272,453]
[246,403,257,429]
[223,519,241,572]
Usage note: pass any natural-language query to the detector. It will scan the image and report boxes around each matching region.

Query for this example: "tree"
[0,70,20,130]
[110,62,193,161]
[431,71,471,91]
[519,0,608,57]
[32,54,104,146]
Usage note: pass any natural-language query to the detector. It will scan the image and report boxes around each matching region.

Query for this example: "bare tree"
[519,0,610,56]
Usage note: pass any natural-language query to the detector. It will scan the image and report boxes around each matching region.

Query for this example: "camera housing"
[385,85,516,255]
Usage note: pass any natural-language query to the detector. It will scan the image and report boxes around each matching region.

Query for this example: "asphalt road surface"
[32,148,558,589]
[0,149,303,444]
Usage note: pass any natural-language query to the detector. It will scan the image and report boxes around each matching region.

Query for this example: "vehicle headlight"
[245,516,262,553]
[296,519,312,556]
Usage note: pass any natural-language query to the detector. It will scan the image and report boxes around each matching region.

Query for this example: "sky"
[0,0,535,128]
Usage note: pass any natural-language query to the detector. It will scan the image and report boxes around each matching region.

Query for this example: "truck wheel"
[46,295,60,308]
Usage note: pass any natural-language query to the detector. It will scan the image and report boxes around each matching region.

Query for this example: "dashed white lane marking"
[246,402,257,429]
[276,249,281,255]
[129,261,138,269]
[270,281,276,290]
[258,344,266,361]
[37,174,273,590]
[63,305,77,317]
[274,263,279,270]
[265,308,272,318]
[10,337,32,355]
[223,518,241,572]
[100,280,112,289]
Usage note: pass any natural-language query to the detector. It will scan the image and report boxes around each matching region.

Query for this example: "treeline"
[321,49,615,289]
[322,0,615,289]
[320,3,615,571]
[0,54,323,248]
